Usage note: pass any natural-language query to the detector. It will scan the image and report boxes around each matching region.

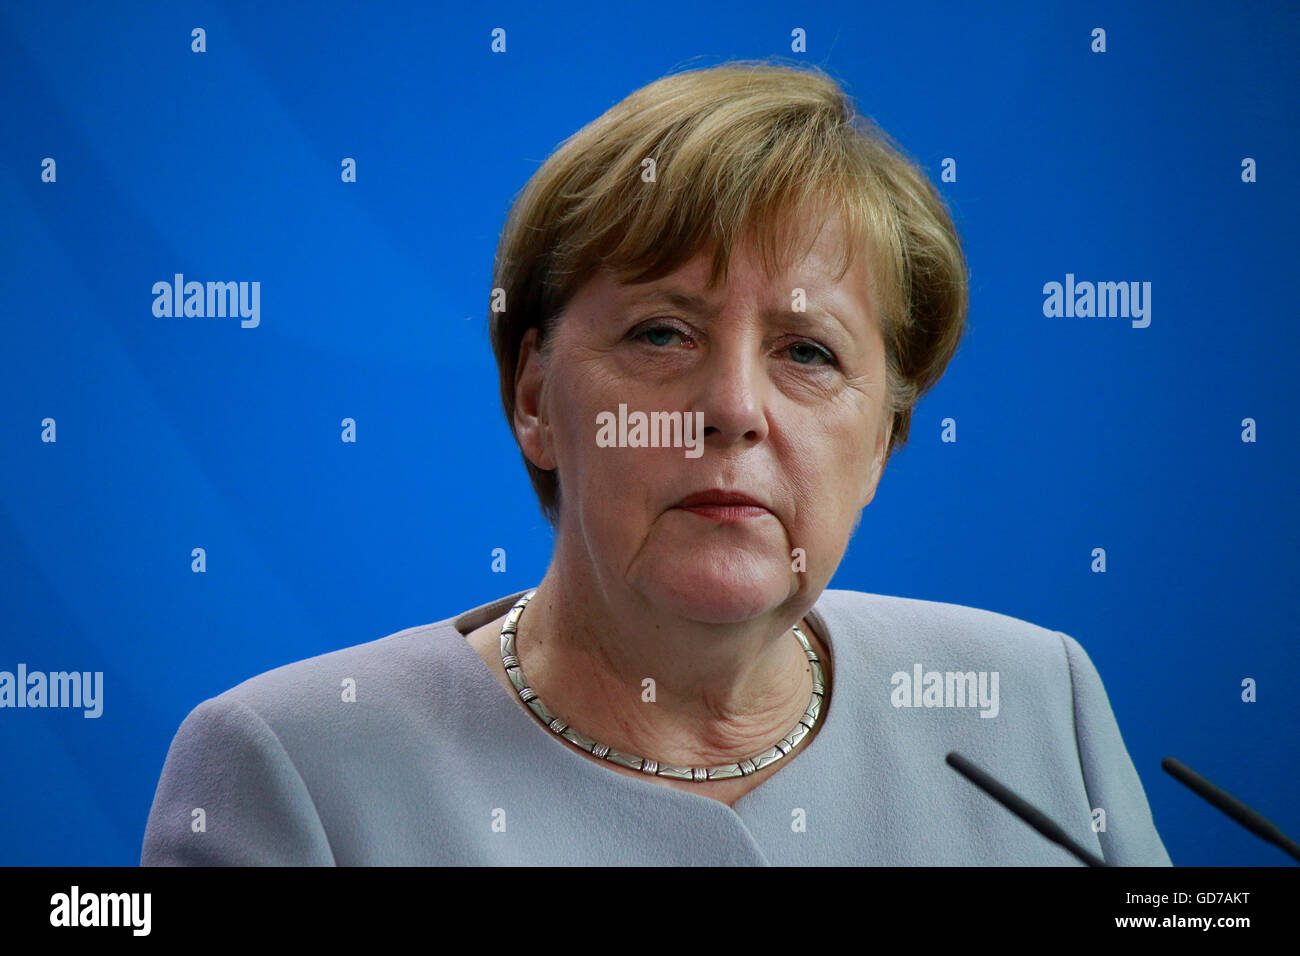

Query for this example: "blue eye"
[631,324,836,368]
[789,342,836,366]
[638,326,683,347]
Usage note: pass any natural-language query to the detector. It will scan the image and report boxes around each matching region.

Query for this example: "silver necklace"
[498,588,826,781]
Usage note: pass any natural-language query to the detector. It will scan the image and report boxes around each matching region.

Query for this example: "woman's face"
[515,212,892,624]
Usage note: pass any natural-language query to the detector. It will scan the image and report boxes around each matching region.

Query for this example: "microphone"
[1161,757,1300,863]
[946,751,1108,867]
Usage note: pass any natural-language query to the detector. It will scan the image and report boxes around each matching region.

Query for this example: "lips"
[674,489,768,511]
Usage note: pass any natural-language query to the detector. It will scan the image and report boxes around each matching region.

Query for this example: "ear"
[861,419,891,509]
[514,327,556,471]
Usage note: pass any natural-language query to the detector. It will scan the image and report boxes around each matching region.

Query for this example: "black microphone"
[945,751,1108,867]
[1161,757,1300,863]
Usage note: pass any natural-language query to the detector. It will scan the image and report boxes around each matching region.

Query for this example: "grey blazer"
[140,587,1173,865]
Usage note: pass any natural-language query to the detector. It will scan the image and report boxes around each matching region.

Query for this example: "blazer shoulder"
[142,689,337,865]
[142,618,461,865]
[203,619,452,733]
[814,587,1067,662]
[814,589,1173,864]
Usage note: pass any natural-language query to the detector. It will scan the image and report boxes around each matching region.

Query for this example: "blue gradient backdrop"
[0,0,1296,865]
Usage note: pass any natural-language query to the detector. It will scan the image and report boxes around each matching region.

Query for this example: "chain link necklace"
[498,588,826,781]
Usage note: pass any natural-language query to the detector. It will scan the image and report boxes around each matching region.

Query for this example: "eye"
[629,323,837,368]
[787,341,837,367]
[631,323,692,348]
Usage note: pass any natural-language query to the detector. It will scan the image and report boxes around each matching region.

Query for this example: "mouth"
[671,489,772,523]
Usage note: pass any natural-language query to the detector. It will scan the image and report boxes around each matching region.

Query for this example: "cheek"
[545,358,626,460]
[546,382,603,466]
[557,412,667,511]
[786,416,876,519]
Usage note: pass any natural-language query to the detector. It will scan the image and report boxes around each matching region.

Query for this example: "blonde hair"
[490,59,969,526]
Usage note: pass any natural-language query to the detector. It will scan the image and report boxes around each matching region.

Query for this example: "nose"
[692,330,770,449]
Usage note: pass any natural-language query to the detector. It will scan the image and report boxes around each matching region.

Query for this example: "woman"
[141,60,1172,865]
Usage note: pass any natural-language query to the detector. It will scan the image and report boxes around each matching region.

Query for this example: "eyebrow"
[624,289,716,314]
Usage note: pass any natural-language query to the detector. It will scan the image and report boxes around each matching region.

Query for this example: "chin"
[631,553,794,624]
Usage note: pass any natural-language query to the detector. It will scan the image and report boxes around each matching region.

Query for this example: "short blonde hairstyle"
[490,59,969,526]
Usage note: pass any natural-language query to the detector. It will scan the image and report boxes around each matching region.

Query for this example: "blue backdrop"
[1,0,1295,866]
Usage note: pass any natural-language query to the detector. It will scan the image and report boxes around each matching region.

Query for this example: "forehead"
[599,212,868,302]
[594,213,878,330]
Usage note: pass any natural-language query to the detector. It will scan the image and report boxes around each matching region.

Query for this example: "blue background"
[1,0,1296,866]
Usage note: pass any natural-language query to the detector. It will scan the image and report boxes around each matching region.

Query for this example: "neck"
[513,539,822,768]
